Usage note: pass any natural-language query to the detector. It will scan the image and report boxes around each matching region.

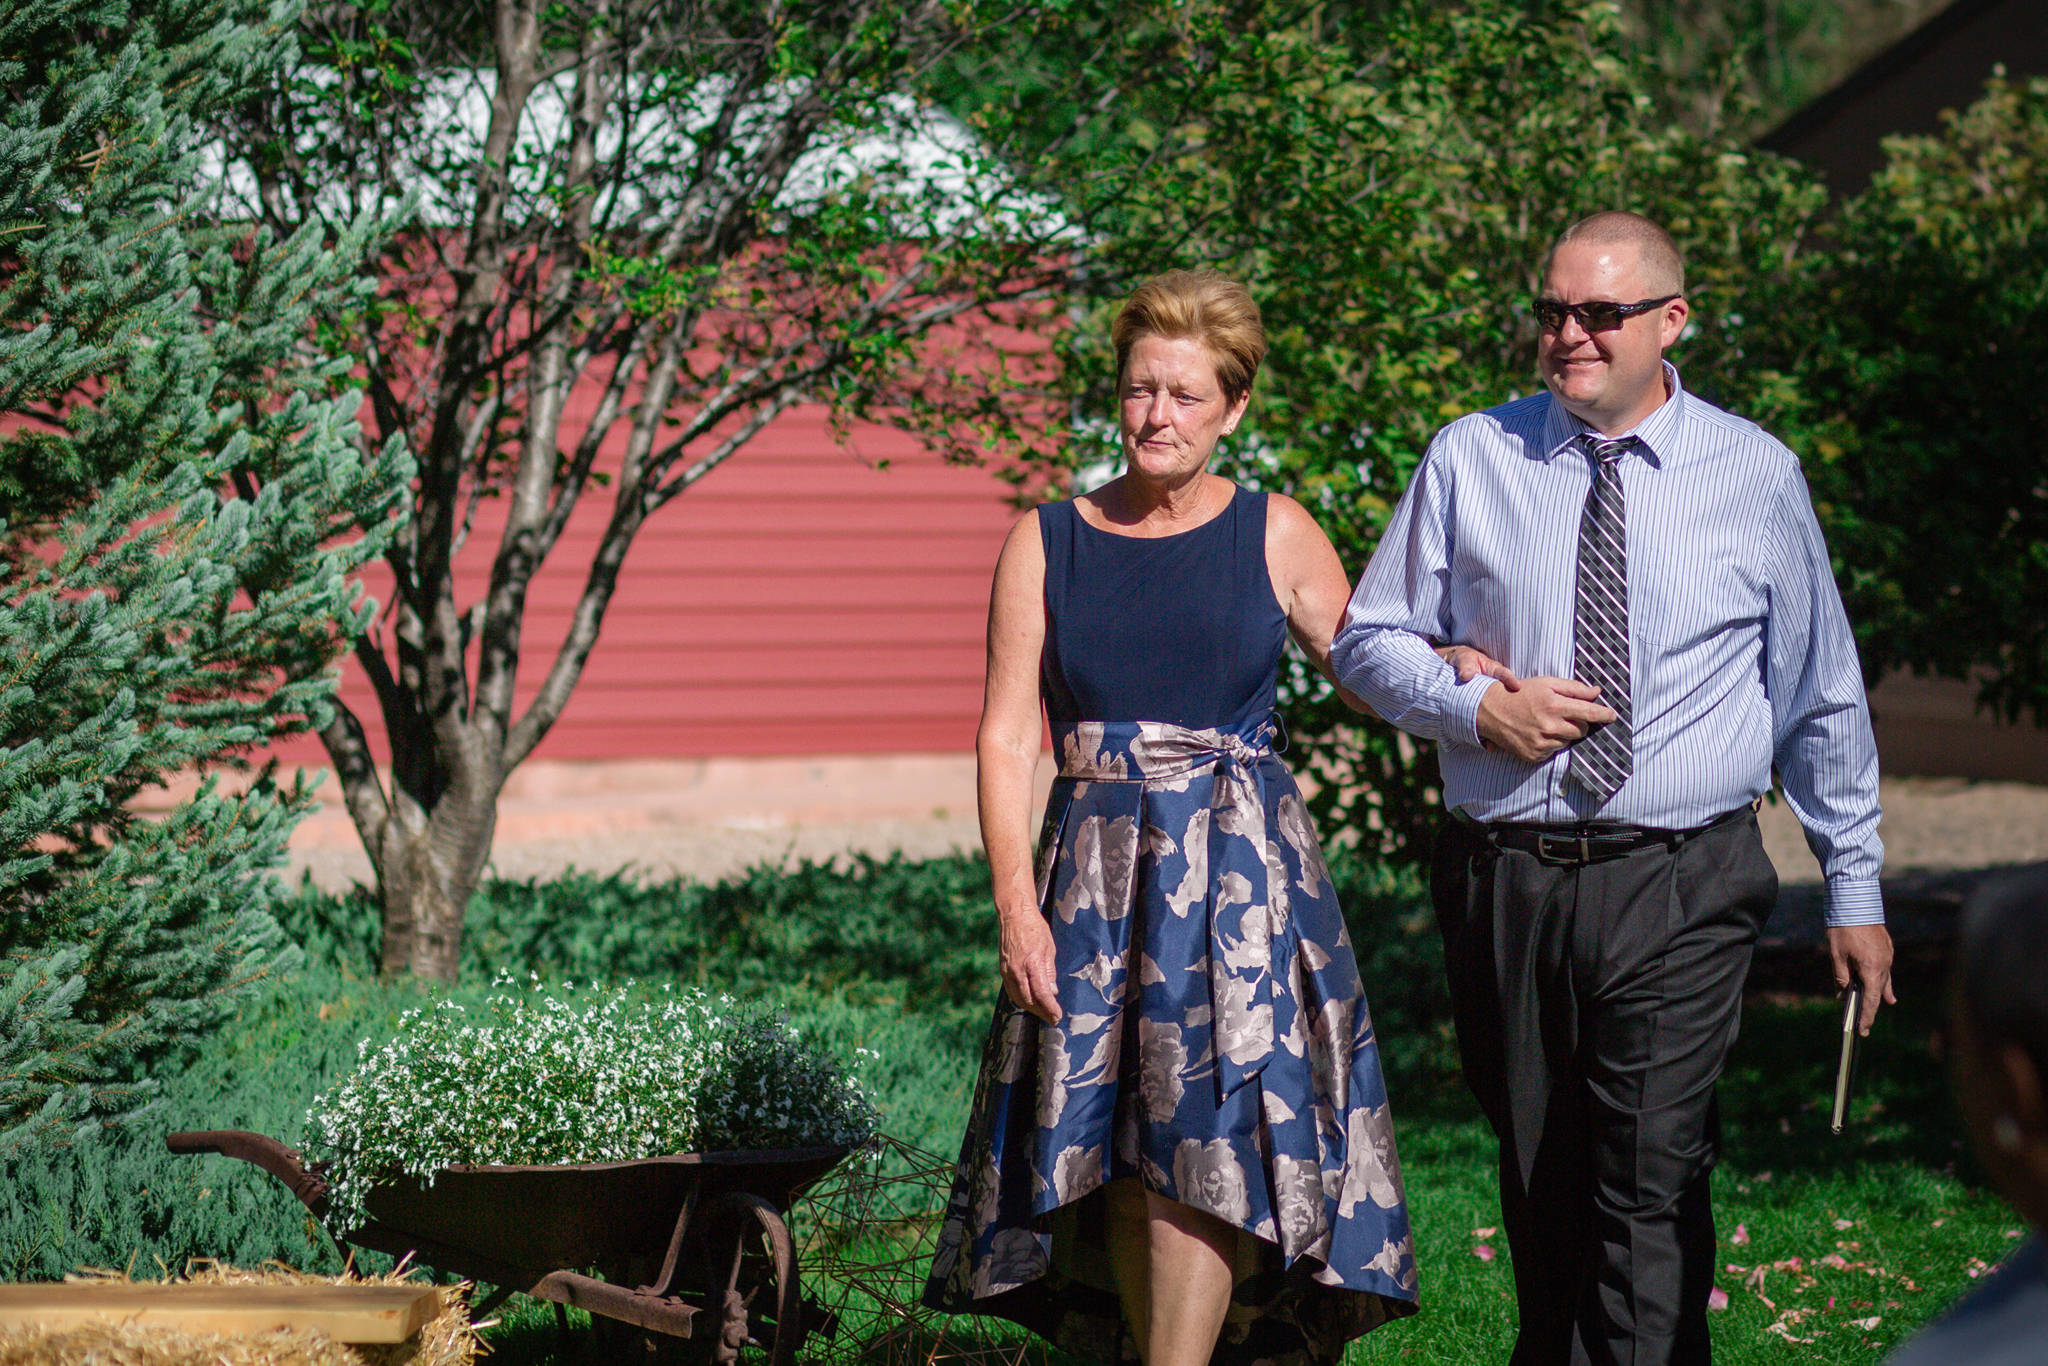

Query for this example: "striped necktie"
[1571,434,1636,804]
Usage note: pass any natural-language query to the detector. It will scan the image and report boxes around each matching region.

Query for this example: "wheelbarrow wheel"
[703,1190,802,1366]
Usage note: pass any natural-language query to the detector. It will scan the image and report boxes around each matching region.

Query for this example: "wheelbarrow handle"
[166,1129,332,1212]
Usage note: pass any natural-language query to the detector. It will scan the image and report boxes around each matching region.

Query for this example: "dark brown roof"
[1758,0,2048,192]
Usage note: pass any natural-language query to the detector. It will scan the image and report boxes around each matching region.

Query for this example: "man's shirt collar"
[1536,360,1685,468]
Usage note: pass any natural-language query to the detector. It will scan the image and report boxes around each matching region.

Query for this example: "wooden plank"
[0,1283,442,1344]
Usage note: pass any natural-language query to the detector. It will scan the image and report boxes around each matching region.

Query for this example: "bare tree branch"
[317,688,390,858]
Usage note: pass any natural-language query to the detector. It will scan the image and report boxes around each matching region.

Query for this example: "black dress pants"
[1431,810,1778,1366]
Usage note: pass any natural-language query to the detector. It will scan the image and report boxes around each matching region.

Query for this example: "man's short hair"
[1546,211,1687,297]
[1958,865,2048,1082]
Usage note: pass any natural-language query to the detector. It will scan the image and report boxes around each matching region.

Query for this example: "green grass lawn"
[0,855,2024,1366]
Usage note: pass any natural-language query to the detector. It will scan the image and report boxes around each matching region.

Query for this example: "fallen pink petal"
[1708,1287,1729,1311]
[1731,1223,1750,1245]
[1473,1244,1497,1262]
[1472,1226,1498,1238]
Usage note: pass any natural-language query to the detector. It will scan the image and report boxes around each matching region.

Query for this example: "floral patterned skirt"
[922,718,1419,1366]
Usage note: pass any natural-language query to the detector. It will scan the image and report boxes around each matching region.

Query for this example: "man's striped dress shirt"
[1330,363,1884,926]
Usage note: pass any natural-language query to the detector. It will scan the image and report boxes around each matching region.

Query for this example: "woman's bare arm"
[1264,494,1378,716]
[979,511,1061,1023]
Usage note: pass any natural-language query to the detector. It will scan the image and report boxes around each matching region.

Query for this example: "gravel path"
[1758,776,2048,882]
[287,775,2048,894]
[286,814,987,893]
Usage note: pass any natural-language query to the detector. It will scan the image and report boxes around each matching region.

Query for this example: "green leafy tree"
[1751,74,2048,728]
[1022,0,1828,861]
[0,0,411,1149]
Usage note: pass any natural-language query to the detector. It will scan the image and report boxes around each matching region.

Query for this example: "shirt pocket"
[1630,550,1753,648]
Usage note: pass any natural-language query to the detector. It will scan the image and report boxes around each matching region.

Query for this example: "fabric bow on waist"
[1045,718,1298,1100]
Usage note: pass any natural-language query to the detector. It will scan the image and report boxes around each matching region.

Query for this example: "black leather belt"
[1452,800,1758,867]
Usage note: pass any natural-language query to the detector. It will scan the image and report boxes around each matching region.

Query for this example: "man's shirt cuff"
[1442,674,1495,750]
[1824,877,1885,928]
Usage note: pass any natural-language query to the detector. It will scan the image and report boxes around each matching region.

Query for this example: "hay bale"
[0,1319,363,1366]
[0,1262,478,1366]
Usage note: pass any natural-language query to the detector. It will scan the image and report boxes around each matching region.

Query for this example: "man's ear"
[1658,297,1690,350]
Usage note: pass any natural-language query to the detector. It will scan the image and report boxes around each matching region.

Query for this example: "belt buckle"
[1534,832,1591,866]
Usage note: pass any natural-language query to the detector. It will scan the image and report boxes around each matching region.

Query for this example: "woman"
[923,271,1420,1366]
[1886,867,2048,1366]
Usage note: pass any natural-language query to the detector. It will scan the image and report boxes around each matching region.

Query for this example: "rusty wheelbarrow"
[167,1129,848,1364]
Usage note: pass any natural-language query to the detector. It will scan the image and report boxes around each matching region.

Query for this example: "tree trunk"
[366,778,500,982]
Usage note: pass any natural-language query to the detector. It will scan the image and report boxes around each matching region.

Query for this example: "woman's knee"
[1145,1190,1239,1257]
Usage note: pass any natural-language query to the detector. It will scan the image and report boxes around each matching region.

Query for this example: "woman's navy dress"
[924,486,1419,1366]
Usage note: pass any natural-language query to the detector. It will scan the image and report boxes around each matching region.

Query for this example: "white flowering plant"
[302,975,878,1230]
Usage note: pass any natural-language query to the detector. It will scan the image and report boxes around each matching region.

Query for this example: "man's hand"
[1828,924,1896,1034]
[1439,644,1521,690]
[1476,676,1619,762]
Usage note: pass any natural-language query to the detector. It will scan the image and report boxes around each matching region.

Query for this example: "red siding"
[273,404,1024,764]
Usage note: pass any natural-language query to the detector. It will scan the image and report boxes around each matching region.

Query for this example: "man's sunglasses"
[1532,295,1680,333]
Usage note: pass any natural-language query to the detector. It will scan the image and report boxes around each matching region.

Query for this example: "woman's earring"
[1993,1114,2024,1152]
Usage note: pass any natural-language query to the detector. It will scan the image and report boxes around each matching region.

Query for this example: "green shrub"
[696,1007,880,1153]
[276,846,1447,1063]
[1745,74,2048,726]
[280,845,1457,1090]
[1327,857,1459,1084]
[276,853,1005,1027]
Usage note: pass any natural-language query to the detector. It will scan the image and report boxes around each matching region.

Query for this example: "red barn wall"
[270,403,1024,770]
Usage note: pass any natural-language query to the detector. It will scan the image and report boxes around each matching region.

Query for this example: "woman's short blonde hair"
[1111,270,1266,403]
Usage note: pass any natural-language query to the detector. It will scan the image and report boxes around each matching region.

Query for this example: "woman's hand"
[1000,908,1063,1023]
[1437,644,1520,690]
[1438,643,1525,754]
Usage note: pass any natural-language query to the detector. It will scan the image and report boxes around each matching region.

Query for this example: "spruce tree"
[0,0,411,1150]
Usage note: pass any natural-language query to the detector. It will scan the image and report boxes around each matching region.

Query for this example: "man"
[1330,210,1896,1366]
